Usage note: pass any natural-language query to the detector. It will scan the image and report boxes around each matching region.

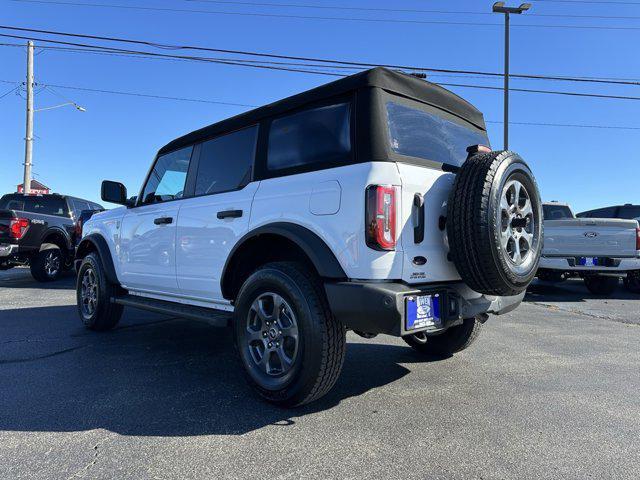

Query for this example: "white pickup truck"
[538,202,640,295]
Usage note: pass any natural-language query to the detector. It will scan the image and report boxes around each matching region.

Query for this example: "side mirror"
[101,180,130,206]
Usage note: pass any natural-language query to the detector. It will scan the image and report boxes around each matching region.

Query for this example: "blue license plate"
[406,294,441,331]
[579,257,598,267]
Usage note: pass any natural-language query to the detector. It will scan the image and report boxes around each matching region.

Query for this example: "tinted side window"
[617,205,640,220]
[141,146,193,204]
[71,199,91,216]
[24,197,68,216]
[267,102,351,171]
[543,205,573,220]
[195,126,257,196]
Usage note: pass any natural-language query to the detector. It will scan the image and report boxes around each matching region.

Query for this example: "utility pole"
[23,40,34,195]
[492,2,531,151]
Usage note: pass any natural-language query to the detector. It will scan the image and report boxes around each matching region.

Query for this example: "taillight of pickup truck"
[9,218,29,240]
[636,226,640,251]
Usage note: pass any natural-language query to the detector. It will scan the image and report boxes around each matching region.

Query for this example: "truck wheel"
[623,271,640,294]
[447,151,543,296]
[76,252,123,331]
[233,262,346,407]
[403,317,483,357]
[584,275,619,295]
[30,245,64,282]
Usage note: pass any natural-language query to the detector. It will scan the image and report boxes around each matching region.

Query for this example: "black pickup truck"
[0,193,103,281]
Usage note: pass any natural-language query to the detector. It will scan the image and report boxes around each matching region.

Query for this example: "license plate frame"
[405,293,441,331]
[579,257,598,267]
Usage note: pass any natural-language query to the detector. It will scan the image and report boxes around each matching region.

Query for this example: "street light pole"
[23,40,34,195]
[492,2,531,151]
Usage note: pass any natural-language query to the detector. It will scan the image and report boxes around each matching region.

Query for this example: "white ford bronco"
[76,68,543,406]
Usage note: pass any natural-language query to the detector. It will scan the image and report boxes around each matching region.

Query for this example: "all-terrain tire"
[233,262,346,407]
[584,275,619,296]
[403,317,483,357]
[623,271,640,294]
[447,150,543,296]
[76,252,123,331]
[30,244,64,282]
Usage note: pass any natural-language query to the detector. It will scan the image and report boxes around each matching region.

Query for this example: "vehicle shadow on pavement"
[0,269,76,290]
[525,279,638,303]
[0,304,440,436]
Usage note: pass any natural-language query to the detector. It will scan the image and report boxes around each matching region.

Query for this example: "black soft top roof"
[159,67,486,155]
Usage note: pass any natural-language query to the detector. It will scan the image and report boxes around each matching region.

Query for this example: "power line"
[2,78,638,131]
[184,0,640,20]
[7,0,640,31]
[4,33,640,102]
[2,25,640,89]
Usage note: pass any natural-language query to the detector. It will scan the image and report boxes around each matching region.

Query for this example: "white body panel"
[250,162,404,281]
[118,202,182,293]
[84,160,469,298]
[396,163,461,284]
[175,183,259,301]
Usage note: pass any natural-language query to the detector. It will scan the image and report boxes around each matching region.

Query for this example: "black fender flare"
[41,227,73,252]
[221,222,347,299]
[76,234,119,285]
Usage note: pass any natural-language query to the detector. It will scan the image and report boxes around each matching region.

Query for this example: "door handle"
[154,216,173,225]
[217,209,243,219]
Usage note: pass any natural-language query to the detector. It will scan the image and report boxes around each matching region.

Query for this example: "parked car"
[577,204,640,221]
[0,193,103,281]
[539,201,640,294]
[76,67,543,406]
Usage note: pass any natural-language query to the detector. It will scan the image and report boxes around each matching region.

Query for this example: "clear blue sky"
[1,0,638,212]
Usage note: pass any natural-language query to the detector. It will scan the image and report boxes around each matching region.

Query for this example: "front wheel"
[76,253,123,331]
[233,262,346,407]
[403,317,483,357]
[584,275,619,296]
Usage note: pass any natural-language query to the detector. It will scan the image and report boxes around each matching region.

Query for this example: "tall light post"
[492,2,531,151]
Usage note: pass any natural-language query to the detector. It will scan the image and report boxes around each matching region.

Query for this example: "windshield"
[386,101,489,168]
[543,204,574,220]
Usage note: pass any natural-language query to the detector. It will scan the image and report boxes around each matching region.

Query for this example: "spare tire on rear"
[446,150,543,296]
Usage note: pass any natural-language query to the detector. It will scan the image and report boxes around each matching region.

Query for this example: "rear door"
[176,126,259,302]
[384,95,492,284]
[119,146,193,294]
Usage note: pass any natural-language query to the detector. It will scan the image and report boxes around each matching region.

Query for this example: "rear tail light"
[9,218,29,240]
[75,218,83,238]
[636,226,640,251]
[365,185,397,251]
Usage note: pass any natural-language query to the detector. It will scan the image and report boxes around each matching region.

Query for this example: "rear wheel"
[76,252,123,331]
[584,275,618,295]
[403,317,483,357]
[623,271,640,293]
[30,245,64,282]
[233,262,346,407]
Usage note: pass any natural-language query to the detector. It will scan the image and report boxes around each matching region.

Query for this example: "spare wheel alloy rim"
[499,178,537,274]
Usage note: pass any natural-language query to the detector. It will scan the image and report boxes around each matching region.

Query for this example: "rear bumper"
[324,280,524,337]
[0,243,18,258]
[539,255,640,274]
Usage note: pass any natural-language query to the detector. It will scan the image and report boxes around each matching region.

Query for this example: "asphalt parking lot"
[1,268,639,480]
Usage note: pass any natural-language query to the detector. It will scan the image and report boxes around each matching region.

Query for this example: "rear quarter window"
[267,102,351,172]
